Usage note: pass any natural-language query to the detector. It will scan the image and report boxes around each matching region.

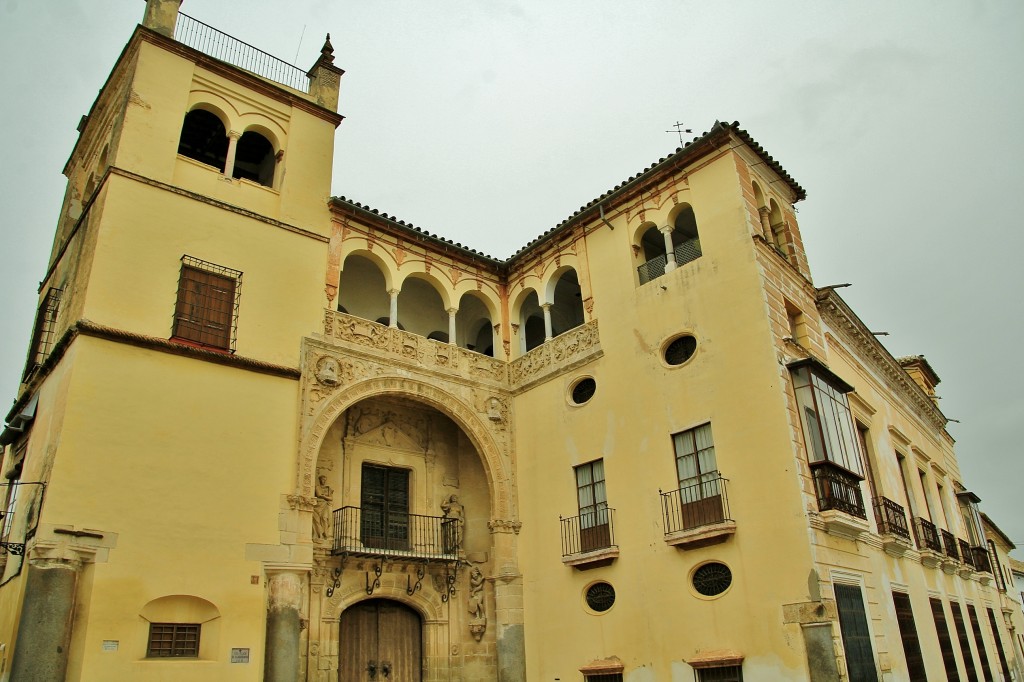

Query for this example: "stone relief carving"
[315,356,342,386]
[348,404,429,451]
[467,565,486,641]
[508,319,600,388]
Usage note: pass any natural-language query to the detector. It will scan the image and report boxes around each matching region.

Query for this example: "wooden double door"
[339,599,422,682]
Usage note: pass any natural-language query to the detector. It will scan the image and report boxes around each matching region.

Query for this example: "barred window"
[22,287,63,380]
[584,675,623,682]
[147,623,200,658]
[696,666,743,682]
[172,256,241,352]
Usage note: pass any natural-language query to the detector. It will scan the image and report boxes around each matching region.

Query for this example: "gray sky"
[2,1,1022,552]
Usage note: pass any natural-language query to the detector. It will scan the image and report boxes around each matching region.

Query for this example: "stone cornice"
[816,290,946,431]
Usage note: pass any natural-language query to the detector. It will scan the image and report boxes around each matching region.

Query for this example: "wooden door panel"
[340,601,378,681]
[339,600,421,682]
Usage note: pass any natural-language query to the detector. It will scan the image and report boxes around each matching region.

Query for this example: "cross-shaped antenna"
[666,121,693,146]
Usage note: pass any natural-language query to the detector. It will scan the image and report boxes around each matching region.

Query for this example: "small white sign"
[101,640,119,652]
[230,648,250,664]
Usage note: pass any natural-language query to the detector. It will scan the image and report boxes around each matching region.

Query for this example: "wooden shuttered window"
[891,592,928,681]
[147,623,200,658]
[930,598,962,682]
[986,607,1012,682]
[172,258,241,351]
[834,584,879,682]
[360,464,410,550]
[950,602,981,682]
[965,604,994,682]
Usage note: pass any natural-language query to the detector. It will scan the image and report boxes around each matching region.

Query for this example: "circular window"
[570,377,597,405]
[664,335,697,366]
[692,562,732,597]
[585,582,615,612]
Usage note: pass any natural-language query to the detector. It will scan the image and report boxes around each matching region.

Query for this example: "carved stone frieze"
[488,519,522,535]
[508,319,601,391]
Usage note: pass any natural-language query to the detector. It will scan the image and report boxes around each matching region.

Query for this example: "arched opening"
[338,254,390,323]
[396,276,448,339]
[518,290,545,353]
[455,292,494,356]
[340,599,422,682]
[427,331,449,343]
[550,268,584,337]
[671,204,701,267]
[139,595,220,660]
[639,224,664,263]
[232,130,275,187]
[768,199,786,252]
[177,109,228,172]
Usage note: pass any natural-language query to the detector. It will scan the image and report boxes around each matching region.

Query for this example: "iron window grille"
[22,287,63,380]
[172,256,242,352]
[147,623,200,658]
[584,582,615,612]
[692,562,732,597]
[695,667,743,682]
[584,675,623,682]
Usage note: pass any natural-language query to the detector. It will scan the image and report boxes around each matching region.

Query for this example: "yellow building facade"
[0,2,1020,680]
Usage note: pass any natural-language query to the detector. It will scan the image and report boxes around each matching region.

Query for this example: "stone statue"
[312,474,333,543]
[467,565,486,641]
[441,494,465,551]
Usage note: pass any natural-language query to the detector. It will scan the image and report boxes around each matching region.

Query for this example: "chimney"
[306,34,345,111]
[142,0,183,39]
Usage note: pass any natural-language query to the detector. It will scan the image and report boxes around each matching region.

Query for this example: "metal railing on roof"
[174,13,309,93]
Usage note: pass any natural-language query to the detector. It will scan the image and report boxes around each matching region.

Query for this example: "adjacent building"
[0,2,1020,680]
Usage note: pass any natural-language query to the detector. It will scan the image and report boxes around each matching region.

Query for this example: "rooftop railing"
[331,506,460,561]
[174,13,309,92]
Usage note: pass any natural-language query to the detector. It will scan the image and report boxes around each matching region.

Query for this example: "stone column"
[489,520,526,682]
[758,206,772,240]
[388,289,400,329]
[224,130,241,178]
[10,555,81,682]
[447,308,458,345]
[660,225,677,272]
[265,568,306,682]
[541,304,553,341]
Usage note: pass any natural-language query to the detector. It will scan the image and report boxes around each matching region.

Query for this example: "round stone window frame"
[688,560,734,601]
[567,375,598,407]
[582,580,616,615]
[660,333,699,369]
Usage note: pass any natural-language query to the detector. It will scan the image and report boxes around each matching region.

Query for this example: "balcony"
[661,475,736,549]
[331,506,459,561]
[913,517,943,567]
[810,461,866,518]
[873,497,912,555]
[636,239,702,284]
[940,530,961,574]
[174,12,310,92]
[560,509,618,570]
[971,546,992,575]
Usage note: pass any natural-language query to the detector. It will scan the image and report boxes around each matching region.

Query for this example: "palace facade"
[1,2,1021,680]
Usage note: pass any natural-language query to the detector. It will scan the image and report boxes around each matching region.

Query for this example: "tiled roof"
[330,120,806,264]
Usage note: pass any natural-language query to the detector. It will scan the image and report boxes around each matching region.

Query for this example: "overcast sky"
[1,1,1022,552]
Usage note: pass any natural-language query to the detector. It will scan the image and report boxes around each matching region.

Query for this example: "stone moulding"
[508,320,602,392]
[664,520,737,550]
[323,310,508,385]
[562,546,619,570]
[818,510,870,541]
[879,534,913,558]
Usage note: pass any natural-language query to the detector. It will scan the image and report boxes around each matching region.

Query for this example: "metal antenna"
[293,24,307,64]
[665,121,692,146]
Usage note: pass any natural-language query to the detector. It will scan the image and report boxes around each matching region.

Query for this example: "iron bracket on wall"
[325,566,342,598]
[439,561,459,603]
[365,559,383,595]
[406,563,425,596]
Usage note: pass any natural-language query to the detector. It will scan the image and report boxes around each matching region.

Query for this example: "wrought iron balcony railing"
[971,546,992,574]
[661,474,731,535]
[873,496,911,541]
[959,539,976,569]
[913,517,942,552]
[810,461,866,519]
[636,239,703,285]
[560,508,616,557]
[331,506,459,561]
[941,529,960,561]
[174,12,310,92]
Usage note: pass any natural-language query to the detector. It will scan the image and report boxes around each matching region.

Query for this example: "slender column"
[758,206,772,240]
[541,304,553,341]
[10,556,81,681]
[265,569,305,682]
[660,225,677,272]
[224,130,241,178]
[447,308,458,345]
[489,520,526,682]
[388,289,400,329]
